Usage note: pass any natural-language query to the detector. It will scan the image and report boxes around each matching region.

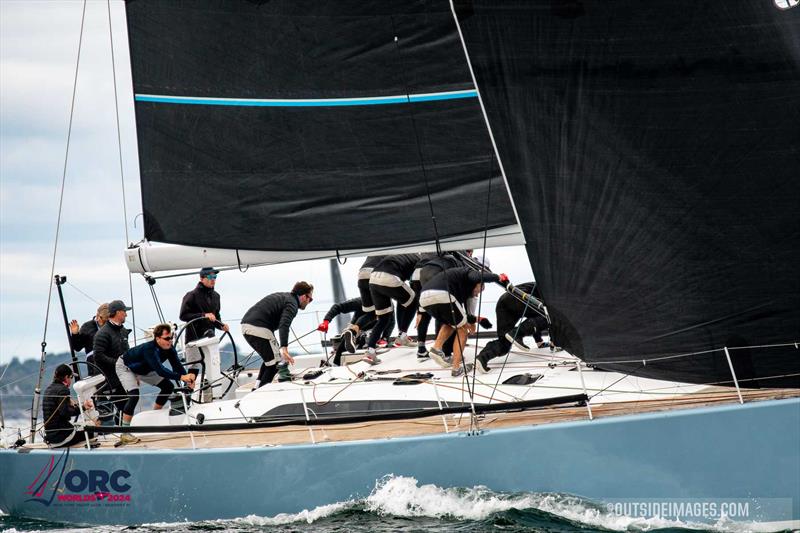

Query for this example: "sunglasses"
[159,335,174,341]
[205,274,218,280]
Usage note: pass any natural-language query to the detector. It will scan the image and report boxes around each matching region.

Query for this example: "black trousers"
[244,334,280,386]
[478,292,548,361]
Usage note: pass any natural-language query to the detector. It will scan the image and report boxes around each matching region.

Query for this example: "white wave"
[132,475,789,532]
[232,500,352,526]
[363,475,789,532]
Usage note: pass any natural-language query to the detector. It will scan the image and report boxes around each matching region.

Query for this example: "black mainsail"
[454,0,800,386]
[125,0,519,252]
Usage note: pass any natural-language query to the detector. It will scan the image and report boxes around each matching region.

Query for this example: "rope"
[106,0,136,345]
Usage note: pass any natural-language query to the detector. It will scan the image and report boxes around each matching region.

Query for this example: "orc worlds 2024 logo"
[25,448,132,506]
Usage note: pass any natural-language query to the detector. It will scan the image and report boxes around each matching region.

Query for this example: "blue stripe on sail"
[134,90,478,107]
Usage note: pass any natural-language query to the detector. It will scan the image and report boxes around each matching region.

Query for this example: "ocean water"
[0,475,783,533]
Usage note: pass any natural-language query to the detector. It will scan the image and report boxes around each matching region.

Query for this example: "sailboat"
[1,0,798,528]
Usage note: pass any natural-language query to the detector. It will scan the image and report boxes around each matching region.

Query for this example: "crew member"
[364,253,420,364]
[241,281,314,387]
[476,282,549,373]
[68,302,109,376]
[420,267,507,377]
[42,364,97,447]
[357,255,393,347]
[179,267,229,376]
[317,297,393,365]
[115,324,195,445]
[92,299,132,418]
[411,251,468,357]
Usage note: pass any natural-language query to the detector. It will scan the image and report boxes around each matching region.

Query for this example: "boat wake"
[229,475,790,533]
[0,476,790,532]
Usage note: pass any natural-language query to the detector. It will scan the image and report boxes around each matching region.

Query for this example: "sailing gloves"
[478,317,492,329]
[317,320,330,333]
[498,273,510,287]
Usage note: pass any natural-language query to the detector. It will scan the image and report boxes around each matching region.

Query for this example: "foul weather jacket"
[123,340,187,381]
[179,282,223,344]
[241,292,300,347]
[92,321,131,376]
[42,381,80,444]
[422,267,500,305]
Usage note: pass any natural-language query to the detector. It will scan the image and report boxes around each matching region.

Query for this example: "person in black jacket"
[476,282,549,373]
[411,252,468,357]
[92,299,132,418]
[364,253,421,363]
[68,302,108,376]
[317,297,394,365]
[179,267,229,376]
[420,267,507,377]
[42,364,96,447]
[241,281,314,387]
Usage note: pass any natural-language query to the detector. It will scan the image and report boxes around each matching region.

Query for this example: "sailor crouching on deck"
[115,324,195,445]
[364,253,421,364]
[476,282,549,374]
[420,267,508,377]
[241,281,314,388]
[42,364,99,448]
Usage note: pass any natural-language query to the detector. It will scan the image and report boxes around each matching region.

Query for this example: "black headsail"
[454,0,800,387]
[125,0,518,252]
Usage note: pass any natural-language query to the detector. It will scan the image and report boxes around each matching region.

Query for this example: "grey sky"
[0,0,534,365]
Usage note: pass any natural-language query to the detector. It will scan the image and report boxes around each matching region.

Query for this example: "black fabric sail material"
[456,0,800,386]
[125,0,517,251]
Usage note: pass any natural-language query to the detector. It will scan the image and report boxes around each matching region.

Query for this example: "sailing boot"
[362,347,382,365]
[429,347,451,368]
[116,433,141,446]
[417,343,429,360]
[277,363,292,382]
[451,363,474,377]
[393,332,416,348]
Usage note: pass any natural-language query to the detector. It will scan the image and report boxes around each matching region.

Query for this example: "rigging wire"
[65,280,102,306]
[29,0,88,443]
[389,16,442,256]
[106,0,137,344]
[388,14,479,415]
